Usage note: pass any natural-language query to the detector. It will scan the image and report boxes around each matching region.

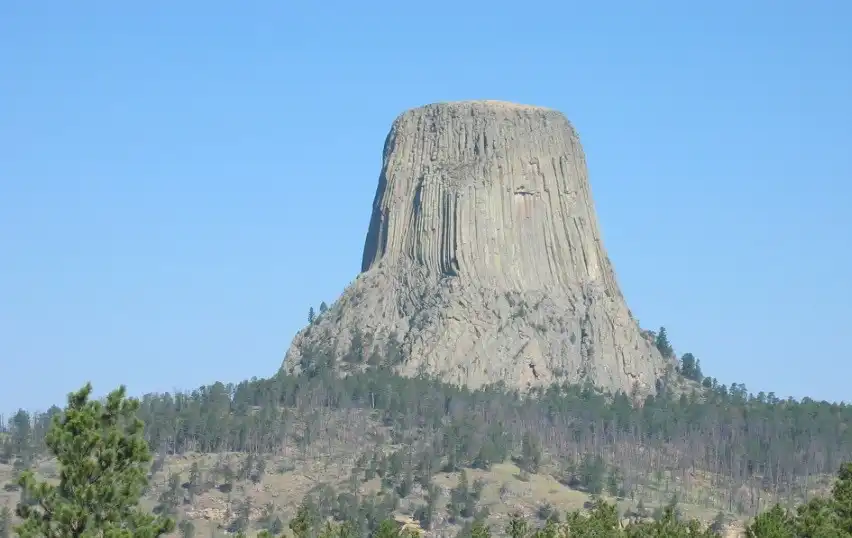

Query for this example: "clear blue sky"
[1,1,850,413]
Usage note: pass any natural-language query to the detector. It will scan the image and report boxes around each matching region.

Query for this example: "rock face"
[283,100,672,394]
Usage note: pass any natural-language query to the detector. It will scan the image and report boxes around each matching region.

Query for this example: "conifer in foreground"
[15,383,174,538]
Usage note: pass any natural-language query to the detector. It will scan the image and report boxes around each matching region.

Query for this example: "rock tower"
[283,100,672,395]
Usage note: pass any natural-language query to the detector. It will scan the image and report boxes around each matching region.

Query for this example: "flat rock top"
[405,100,556,115]
[438,99,551,109]
[389,100,571,143]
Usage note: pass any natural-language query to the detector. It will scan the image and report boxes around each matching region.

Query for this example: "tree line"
[2,382,851,538]
[4,354,852,518]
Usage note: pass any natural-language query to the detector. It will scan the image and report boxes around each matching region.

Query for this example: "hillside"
[2,364,850,537]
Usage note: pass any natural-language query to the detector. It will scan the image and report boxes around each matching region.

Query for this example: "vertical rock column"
[287,100,671,395]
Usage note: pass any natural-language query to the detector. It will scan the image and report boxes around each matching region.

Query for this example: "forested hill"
[3,365,851,519]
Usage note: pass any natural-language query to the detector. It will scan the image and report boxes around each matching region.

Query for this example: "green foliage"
[563,499,620,537]
[505,512,528,538]
[414,483,440,530]
[14,382,174,538]
[227,497,252,534]
[5,352,852,537]
[607,466,624,498]
[578,454,606,494]
[792,496,844,538]
[8,381,852,538]
[535,503,553,521]
[741,462,852,537]
[518,432,542,473]
[8,364,850,523]
[447,470,483,522]
[746,504,795,538]
[282,519,365,538]
[371,520,398,538]
[469,520,491,538]
[343,328,366,364]
[655,326,673,358]
[833,462,852,531]
[679,353,702,381]
[155,472,182,516]
[290,498,320,538]
[287,477,852,538]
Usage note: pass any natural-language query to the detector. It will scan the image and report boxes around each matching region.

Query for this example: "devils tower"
[283,100,672,395]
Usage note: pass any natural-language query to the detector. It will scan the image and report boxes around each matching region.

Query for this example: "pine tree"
[519,432,541,473]
[680,353,703,381]
[745,504,795,538]
[606,467,622,497]
[15,382,175,538]
[290,499,319,538]
[156,472,182,516]
[188,461,201,502]
[372,520,401,538]
[308,307,316,324]
[655,326,674,357]
[470,520,491,538]
[505,512,528,538]
[831,461,852,531]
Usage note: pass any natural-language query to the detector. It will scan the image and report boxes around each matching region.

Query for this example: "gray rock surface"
[283,100,673,394]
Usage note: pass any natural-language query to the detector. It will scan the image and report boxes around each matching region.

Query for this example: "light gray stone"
[283,100,673,395]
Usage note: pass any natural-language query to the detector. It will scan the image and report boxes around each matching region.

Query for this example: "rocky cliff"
[283,100,672,395]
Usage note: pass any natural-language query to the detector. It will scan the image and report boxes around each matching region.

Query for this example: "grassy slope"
[0,406,766,538]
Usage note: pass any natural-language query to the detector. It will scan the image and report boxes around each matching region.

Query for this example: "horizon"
[1,1,850,414]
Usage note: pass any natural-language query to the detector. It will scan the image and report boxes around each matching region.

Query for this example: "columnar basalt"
[283,100,672,394]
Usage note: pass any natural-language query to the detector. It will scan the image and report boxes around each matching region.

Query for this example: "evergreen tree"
[188,461,202,501]
[606,467,622,497]
[518,432,541,473]
[15,382,175,538]
[831,462,852,532]
[308,307,316,324]
[268,516,285,536]
[371,520,399,538]
[745,504,795,538]
[655,326,674,357]
[680,353,703,381]
[253,456,267,483]
[156,472,182,516]
[290,499,319,538]
[9,409,33,467]
[470,520,490,538]
[578,454,606,494]
[505,512,528,538]
[636,499,648,518]
[447,470,470,522]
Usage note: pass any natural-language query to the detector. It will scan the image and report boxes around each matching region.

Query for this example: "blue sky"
[1,1,850,413]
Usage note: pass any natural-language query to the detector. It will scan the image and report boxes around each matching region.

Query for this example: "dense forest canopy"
[2,381,850,538]
[3,350,851,519]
